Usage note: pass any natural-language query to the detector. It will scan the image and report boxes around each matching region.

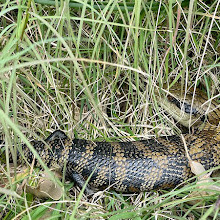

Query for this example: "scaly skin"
[12,127,220,194]
[1,86,220,194]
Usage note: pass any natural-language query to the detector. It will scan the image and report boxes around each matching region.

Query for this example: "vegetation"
[0,0,219,219]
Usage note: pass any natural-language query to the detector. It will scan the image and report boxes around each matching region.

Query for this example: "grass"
[0,0,220,219]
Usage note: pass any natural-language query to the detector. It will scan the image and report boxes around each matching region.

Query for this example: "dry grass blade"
[181,134,220,205]
[0,0,219,219]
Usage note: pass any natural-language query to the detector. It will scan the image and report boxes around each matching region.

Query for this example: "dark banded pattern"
[9,128,219,193]
[1,86,220,193]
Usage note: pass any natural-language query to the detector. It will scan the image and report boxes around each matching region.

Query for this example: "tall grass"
[0,0,219,219]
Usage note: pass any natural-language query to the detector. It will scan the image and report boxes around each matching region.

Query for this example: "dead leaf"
[181,135,220,205]
[1,164,63,200]
[26,172,63,200]
[189,160,207,176]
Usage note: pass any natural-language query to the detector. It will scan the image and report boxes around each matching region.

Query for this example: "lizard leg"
[71,172,94,195]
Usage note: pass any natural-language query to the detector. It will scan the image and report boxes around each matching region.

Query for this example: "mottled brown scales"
[93,165,109,187]
[2,88,220,193]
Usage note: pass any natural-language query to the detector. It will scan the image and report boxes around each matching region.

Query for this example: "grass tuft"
[0,0,219,219]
